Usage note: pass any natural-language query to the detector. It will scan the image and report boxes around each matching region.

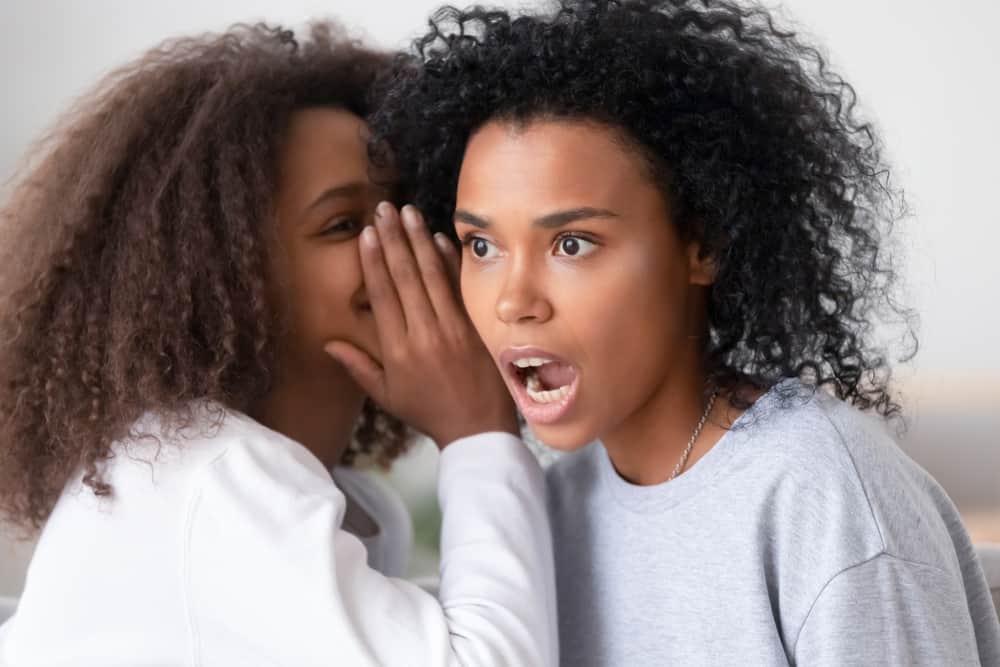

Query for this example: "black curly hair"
[371,0,915,417]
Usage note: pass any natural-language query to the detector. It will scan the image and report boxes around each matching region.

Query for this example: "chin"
[525,420,600,453]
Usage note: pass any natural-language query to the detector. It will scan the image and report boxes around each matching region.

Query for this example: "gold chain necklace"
[667,390,718,481]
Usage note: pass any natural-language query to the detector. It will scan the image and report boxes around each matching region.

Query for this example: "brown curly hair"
[0,21,408,532]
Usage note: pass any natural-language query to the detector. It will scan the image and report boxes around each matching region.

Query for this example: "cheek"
[567,248,689,407]
[286,244,365,337]
[570,248,682,345]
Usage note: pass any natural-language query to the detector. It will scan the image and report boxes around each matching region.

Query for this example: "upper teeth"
[513,357,552,368]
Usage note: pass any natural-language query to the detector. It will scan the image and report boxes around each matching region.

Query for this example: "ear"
[686,241,718,286]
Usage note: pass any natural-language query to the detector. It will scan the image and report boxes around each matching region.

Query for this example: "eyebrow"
[305,183,371,212]
[454,207,619,229]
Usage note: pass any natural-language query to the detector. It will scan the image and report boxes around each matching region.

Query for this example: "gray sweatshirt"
[547,380,1000,666]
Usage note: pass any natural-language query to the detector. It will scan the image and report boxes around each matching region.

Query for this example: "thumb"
[324,341,386,402]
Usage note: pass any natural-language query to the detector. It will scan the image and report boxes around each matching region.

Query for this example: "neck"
[250,361,365,468]
[601,338,727,486]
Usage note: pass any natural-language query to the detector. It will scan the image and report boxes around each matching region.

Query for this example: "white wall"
[769,0,1000,383]
[2,0,998,597]
[2,0,998,380]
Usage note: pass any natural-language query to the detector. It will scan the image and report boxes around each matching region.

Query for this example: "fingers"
[358,225,407,336]
[433,232,461,291]
[324,341,387,404]
[374,203,437,330]
[399,205,462,321]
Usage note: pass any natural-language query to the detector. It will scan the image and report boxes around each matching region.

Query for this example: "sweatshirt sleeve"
[185,432,557,667]
[792,552,986,666]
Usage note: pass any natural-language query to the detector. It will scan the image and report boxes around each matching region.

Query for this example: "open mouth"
[511,357,577,403]
[500,348,580,424]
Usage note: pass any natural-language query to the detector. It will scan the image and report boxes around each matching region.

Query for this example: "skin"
[327,202,519,448]
[253,107,516,477]
[252,108,385,467]
[455,119,739,485]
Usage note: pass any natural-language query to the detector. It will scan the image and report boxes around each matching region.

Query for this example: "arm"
[436,433,556,666]
[319,202,554,664]
[187,431,555,667]
[792,553,984,666]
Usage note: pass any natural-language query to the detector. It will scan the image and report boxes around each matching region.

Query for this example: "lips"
[498,346,580,425]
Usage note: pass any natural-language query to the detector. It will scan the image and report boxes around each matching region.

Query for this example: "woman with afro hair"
[0,22,557,666]
[372,0,1000,664]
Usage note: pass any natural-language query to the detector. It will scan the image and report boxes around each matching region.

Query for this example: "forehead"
[456,118,660,212]
[278,108,370,185]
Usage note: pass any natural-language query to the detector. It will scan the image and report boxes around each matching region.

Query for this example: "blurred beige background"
[2,0,998,596]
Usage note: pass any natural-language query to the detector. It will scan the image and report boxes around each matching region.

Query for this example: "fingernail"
[376,201,394,221]
[401,205,422,230]
[434,233,451,250]
[361,226,379,247]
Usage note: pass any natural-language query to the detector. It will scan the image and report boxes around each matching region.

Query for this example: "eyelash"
[321,216,363,236]
[553,232,599,255]
[460,232,600,258]
[459,232,483,248]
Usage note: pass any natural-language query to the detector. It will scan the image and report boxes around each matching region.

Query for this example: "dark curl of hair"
[0,22,407,531]
[371,0,916,419]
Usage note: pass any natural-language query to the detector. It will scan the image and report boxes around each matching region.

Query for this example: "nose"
[495,262,553,325]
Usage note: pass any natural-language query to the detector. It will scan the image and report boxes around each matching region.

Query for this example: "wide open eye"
[553,234,597,258]
[465,236,500,260]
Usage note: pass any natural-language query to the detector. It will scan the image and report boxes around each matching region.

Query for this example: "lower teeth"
[525,373,570,404]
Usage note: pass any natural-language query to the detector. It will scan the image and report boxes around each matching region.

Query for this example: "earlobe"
[687,242,718,286]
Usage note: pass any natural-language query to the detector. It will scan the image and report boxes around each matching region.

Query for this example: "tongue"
[535,362,576,390]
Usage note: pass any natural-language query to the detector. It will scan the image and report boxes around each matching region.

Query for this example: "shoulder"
[114,403,344,525]
[741,380,910,490]
[180,408,352,589]
[188,407,344,521]
[743,382,961,571]
[121,403,332,487]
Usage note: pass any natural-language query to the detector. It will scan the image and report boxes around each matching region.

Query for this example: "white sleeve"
[185,432,557,667]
